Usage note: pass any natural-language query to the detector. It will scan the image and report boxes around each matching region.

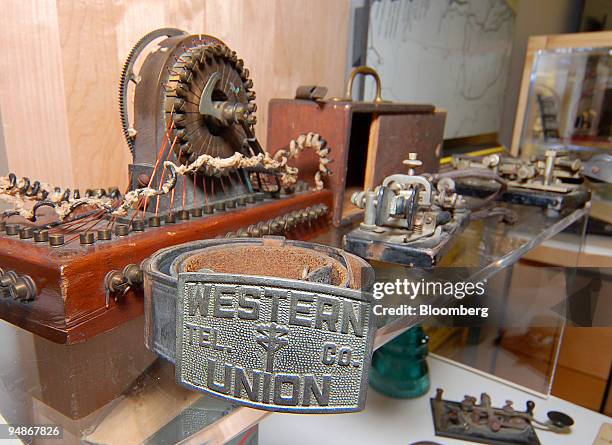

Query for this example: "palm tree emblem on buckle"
[256,322,289,372]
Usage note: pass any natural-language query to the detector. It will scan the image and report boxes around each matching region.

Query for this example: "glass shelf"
[0,202,588,445]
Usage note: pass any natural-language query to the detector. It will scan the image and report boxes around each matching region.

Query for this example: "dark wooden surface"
[365,111,445,187]
[268,99,353,226]
[0,190,333,344]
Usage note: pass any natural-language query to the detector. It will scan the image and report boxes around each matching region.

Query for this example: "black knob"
[547,411,574,428]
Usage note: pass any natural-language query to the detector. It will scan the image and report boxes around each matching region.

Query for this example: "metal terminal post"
[104,264,143,308]
[403,152,423,176]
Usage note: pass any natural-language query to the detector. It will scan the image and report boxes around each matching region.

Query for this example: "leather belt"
[142,236,376,413]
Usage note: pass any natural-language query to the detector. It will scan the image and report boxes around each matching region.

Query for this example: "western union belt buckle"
[176,273,374,413]
[146,239,375,413]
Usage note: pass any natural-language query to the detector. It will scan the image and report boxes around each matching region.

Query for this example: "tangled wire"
[0,133,331,222]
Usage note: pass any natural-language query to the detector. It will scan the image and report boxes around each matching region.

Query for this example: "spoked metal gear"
[165,41,258,166]
[119,28,187,156]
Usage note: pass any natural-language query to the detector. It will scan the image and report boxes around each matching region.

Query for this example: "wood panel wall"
[0,0,349,190]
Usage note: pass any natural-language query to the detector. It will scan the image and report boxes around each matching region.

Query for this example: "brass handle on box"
[343,66,383,103]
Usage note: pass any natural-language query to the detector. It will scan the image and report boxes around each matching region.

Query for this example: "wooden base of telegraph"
[0,189,333,344]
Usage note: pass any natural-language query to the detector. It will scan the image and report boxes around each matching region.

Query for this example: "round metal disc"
[547,410,574,427]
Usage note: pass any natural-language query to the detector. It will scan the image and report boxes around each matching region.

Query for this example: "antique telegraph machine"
[343,153,470,266]
[0,29,332,344]
[450,150,590,215]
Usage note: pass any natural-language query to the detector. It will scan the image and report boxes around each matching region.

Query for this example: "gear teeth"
[175,128,188,141]
[179,142,193,154]
[119,28,187,157]
[202,46,214,61]
[173,113,187,127]
[175,82,191,98]
[184,58,196,71]
[165,97,185,113]
[156,36,259,164]
[192,48,204,61]
[178,69,192,83]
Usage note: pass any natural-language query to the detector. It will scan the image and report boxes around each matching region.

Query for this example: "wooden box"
[267,99,446,225]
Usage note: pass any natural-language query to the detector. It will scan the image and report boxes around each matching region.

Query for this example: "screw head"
[97,229,112,240]
[34,230,49,243]
[148,216,161,227]
[5,224,20,236]
[80,232,95,245]
[165,213,176,224]
[132,220,145,231]
[49,233,65,247]
[19,227,34,239]
[115,224,130,236]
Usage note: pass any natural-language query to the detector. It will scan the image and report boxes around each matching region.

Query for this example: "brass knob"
[105,271,126,292]
[0,270,18,290]
[10,275,37,301]
[123,264,143,286]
